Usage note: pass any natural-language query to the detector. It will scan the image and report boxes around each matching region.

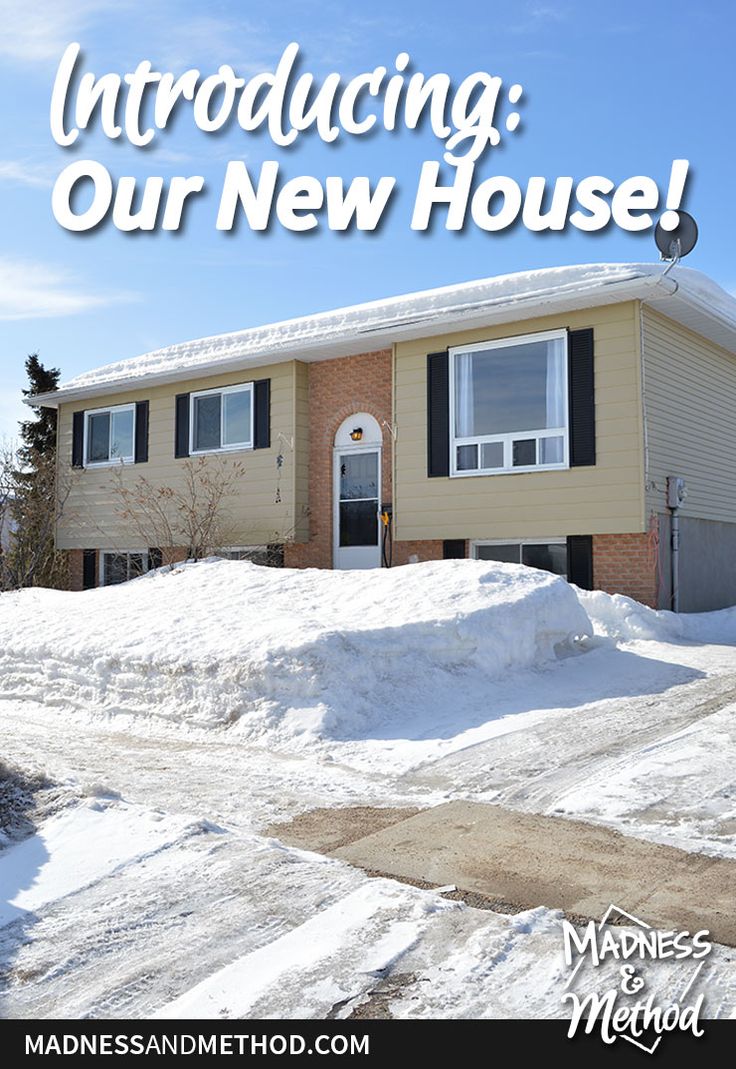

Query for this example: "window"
[190,383,253,454]
[100,551,149,586]
[450,330,568,476]
[84,404,135,466]
[217,545,285,567]
[338,451,379,548]
[472,539,567,578]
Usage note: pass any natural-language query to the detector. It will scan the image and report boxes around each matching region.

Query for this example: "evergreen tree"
[3,354,67,590]
[18,353,60,465]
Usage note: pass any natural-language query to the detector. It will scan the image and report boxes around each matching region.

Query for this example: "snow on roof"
[32,262,736,405]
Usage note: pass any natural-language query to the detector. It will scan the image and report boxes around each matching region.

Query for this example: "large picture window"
[84,404,136,466]
[450,331,568,476]
[190,383,253,454]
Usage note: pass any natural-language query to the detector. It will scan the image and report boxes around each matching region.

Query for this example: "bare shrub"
[109,455,247,561]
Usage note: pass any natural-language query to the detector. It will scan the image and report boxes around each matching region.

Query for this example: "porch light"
[350,427,363,441]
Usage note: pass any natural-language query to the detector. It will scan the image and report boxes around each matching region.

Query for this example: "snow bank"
[0,559,590,744]
[577,590,685,642]
[579,588,736,644]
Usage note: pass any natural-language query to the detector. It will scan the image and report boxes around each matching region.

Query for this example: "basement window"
[190,383,253,454]
[450,330,569,476]
[100,550,149,586]
[84,404,135,466]
[471,539,567,577]
[217,545,285,567]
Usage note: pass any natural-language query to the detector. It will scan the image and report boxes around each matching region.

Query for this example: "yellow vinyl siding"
[394,301,645,541]
[642,307,736,523]
[57,361,301,551]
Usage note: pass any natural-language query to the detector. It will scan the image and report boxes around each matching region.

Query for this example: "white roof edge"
[662,279,736,333]
[27,263,736,408]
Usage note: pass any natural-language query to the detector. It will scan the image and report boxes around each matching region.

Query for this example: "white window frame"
[83,403,136,468]
[471,538,567,576]
[449,329,570,478]
[217,546,267,560]
[189,382,254,455]
[99,549,149,587]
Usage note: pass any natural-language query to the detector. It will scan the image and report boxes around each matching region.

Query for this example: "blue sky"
[0,0,734,440]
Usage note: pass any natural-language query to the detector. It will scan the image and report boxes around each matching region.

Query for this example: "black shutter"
[148,547,163,571]
[567,535,593,590]
[175,393,190,458]
[568,328,596,467]
[427,351,450,477]
[254,379,270,449]
[443,539,466,559]
[72,411,85,468]
[135,401,149,463]
[82,549,97,589]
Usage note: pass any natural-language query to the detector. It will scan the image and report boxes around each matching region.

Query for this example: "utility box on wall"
[666,476,687,511]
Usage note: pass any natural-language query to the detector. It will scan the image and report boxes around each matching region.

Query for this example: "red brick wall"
[391,539,446,566]
[161,547,189,566]
[593,533,657,607]
[67,548,87,591]
[284,349,393,570]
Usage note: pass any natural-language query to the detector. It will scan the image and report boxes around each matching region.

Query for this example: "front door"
[334,446,381,569]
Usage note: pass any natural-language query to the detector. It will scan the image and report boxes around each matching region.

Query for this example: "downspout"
[666,476,687,613]
[638,270,680,608]
[638,302,650,490]
[670,506,680,612]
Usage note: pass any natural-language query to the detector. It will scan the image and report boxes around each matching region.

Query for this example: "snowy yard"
[1,559,735,1019]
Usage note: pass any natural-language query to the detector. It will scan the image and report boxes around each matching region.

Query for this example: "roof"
[28,262,736,407]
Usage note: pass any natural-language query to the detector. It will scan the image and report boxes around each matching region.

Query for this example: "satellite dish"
[655,211,698,261]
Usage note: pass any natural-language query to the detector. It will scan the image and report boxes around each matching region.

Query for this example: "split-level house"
[29,263,736,612]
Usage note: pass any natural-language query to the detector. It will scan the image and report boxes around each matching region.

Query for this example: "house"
[28,262,736,612]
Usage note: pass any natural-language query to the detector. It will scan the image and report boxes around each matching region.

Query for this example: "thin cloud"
[0,257,139,321]
[508,4,570,34]
[155,14,278,73]
[0,0,119,62]
[0,159,56,189]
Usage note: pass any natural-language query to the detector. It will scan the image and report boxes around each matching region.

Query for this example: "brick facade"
[282,349,459,571]
[284,349,393,570]
[391,539,446,566]
[592,532,658,608]
[67,548,87,591]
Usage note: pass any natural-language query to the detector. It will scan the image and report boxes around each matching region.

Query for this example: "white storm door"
[333,447,381,569]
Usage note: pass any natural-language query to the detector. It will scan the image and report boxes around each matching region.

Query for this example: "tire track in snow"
[407,672,736,815]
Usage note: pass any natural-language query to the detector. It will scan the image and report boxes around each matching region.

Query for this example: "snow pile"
[679,606,736,645]
[577,590,685,642]
[0,559,590,744]
[579,588,736,645]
